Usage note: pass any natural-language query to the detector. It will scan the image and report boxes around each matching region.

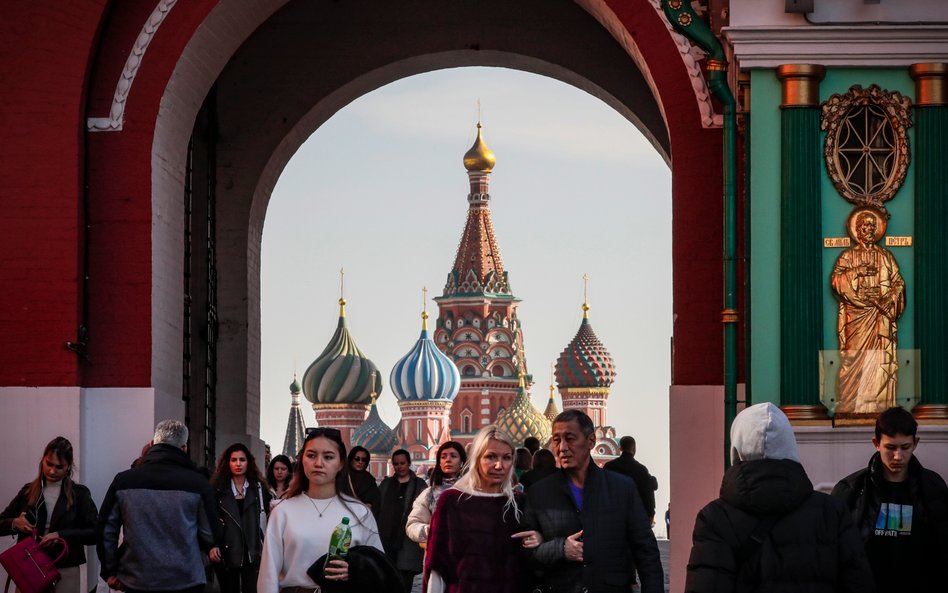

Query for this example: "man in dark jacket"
[832,406,948,592]
[604,435,657,523]
[378,449,426,593]
[685,403,874,593]
[97,420,223,593]
[525,410,663,593]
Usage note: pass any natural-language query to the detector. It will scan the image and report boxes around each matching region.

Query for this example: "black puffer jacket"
[685,459,874,593]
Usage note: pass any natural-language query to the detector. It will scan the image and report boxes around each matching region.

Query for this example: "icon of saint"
[830,207,905,414]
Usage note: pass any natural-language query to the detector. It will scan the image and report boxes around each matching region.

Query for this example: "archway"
[79,0,728,588]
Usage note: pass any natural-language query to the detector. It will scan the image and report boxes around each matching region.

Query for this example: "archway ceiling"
[213,0,670,218]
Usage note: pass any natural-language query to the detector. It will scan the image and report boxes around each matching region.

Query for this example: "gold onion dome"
[495,374,552,446]
[463,123,496,172]
[543,383,560,423]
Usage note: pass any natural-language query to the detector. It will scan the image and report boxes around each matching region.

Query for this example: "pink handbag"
[0,530,68,593]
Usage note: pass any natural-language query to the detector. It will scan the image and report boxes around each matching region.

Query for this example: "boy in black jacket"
[832,406,948,593]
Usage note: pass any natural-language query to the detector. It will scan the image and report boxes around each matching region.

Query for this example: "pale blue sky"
[259,66,672,530]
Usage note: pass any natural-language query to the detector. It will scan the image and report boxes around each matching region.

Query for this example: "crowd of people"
[1,405,945,593]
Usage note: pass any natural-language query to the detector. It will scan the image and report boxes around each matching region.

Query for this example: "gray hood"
[730,402,800,465]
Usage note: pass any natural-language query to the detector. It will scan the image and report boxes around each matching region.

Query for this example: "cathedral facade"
[288,126,622,473]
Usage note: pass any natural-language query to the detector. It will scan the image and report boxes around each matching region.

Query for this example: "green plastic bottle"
[325,516,352,569]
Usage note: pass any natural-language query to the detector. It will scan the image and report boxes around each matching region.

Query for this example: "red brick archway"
[75,0,724,395]
[2,4,726,587]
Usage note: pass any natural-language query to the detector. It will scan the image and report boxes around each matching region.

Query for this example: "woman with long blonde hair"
[423,426,542,593]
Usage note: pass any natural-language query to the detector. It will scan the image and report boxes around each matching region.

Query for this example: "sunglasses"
[305,427,342,439]
[352,456,368,463]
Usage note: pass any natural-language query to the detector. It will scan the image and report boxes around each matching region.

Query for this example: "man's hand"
[106,576,126,591]
[209,547,222,563]
[564,530,584,562]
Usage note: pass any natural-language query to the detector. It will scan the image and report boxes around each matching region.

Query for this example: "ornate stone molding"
[87,0,178,132]
[725,25,948,69]
[576,0,720,129]
[821,84,913,208]
[648,0,721,128]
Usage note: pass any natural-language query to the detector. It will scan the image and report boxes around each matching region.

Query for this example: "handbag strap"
[33,529,70,566]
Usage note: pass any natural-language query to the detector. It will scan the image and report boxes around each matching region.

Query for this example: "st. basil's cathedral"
[279,124,621,475]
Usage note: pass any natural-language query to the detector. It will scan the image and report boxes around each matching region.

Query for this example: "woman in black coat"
[0,436,98,593]
[209,443,271,593]
[685,403,875,593]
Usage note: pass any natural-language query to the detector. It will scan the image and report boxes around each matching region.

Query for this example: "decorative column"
[910,63,948,419]
[777,64,829,420]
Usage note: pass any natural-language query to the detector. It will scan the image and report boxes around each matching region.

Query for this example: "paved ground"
[411,538,671,592]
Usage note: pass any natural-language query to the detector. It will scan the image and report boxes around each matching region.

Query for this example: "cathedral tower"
[281,375,307,459]
[391,297,461,463]
[434,123,529,445]
[555,298,620,460]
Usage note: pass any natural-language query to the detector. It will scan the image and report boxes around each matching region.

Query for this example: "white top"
[257,494,382,593]
[42,482,62,531]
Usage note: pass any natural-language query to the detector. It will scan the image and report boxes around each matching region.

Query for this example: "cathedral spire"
[443,122,511,296]
[282,375,307,459]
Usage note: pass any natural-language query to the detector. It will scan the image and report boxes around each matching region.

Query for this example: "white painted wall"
[798,424,948,493]
[0,387,158,591]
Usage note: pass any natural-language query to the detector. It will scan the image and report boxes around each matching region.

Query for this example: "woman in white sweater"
[257,427,382,593]
[405,440,466,545]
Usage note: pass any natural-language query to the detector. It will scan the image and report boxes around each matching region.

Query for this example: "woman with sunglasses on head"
[344,446,381,515]
[209,442,272,593]
[423,426,543,593]
[406,440,466,546]
[257,428,383,593]
[0,436,99,593]
[266,455,293,502]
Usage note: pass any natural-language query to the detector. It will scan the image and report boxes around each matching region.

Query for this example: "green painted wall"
[750,68,917,410]
[749,69,782,407]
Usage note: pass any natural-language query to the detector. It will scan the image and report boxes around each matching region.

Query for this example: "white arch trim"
[87,0,179,132]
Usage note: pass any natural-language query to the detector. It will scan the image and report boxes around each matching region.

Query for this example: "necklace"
[307,494,335,517]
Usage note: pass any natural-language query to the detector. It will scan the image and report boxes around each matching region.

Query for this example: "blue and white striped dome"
[390,312,461,402]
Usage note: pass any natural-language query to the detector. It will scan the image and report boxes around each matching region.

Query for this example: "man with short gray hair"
[153,419,189,448]
[97,420,222,593]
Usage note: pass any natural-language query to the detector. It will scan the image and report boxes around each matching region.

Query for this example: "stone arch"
[82,0,721,467]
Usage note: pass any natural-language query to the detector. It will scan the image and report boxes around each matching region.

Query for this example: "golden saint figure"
[831,207,905,414]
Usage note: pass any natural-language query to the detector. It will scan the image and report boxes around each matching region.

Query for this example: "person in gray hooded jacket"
[684,403,874,593]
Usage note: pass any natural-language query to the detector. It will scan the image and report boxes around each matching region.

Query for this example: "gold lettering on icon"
[824,238,851,248]
[885,236,912,247]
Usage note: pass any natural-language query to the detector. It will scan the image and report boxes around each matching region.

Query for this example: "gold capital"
[776,64,826,107]
[910,63,947,106]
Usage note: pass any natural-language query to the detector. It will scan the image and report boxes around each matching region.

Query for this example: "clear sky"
[259,66,673,533]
